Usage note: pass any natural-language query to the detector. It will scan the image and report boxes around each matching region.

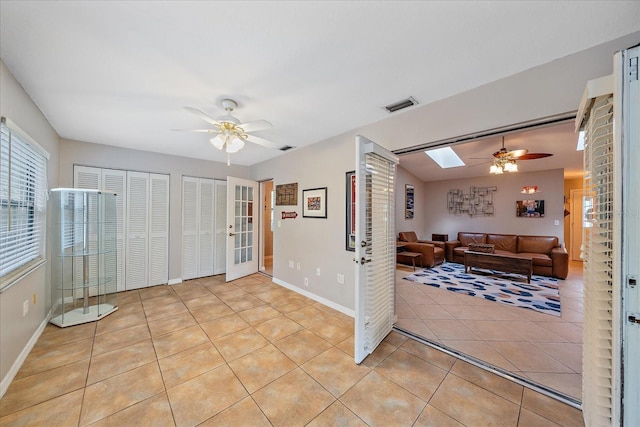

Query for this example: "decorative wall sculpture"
[448,186,497,217]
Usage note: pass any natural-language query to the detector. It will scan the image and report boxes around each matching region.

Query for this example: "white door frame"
[226,176,259,281]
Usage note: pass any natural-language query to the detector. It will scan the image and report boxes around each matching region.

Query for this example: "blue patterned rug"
[403,262,561,317]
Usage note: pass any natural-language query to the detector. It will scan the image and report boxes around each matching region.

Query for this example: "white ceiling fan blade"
[245,134,279,148]
[171,129,215,133]
[184,106,220,126]
[238,120,272,133]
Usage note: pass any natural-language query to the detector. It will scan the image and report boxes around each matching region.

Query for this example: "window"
[0,117,49,290]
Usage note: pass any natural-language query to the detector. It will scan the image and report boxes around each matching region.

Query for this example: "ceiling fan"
[174,98,277,165]
[472,137,552,174]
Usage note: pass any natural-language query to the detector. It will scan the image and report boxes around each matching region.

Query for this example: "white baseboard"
[0,310,51,399]
[272,278,354,318]
[167,278,182,285]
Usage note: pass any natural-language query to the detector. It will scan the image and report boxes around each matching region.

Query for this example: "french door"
[354,135,399,364]
[226,176,259,281]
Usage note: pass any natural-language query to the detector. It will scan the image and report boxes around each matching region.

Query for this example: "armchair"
[397,231,445,268]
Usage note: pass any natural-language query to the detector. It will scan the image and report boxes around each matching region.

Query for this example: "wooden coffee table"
[464,251,533,283]
[397,252,422,271]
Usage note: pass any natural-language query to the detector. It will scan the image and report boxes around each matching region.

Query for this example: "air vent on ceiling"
[384,96,418,113]
[279,145,295,151]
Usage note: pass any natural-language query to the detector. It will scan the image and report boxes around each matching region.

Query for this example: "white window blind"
[363,151,396,354]
[582,93,615,426]
[0,118,48,285]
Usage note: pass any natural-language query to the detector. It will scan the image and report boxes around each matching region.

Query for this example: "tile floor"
[395,261,584,400]
[0,273,584,426]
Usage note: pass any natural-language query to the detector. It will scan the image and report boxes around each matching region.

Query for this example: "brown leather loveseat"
[445,232,569,279]
[397,231,445,268]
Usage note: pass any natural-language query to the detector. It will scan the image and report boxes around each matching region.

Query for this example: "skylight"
[425,147,465,169]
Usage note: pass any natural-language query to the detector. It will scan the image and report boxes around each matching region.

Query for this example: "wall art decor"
[302,187,327,218]
[275,182,298,206]
[405,184,414,219]
[447,186,497,217]
[346,171,356,251]
[516,199,545,217]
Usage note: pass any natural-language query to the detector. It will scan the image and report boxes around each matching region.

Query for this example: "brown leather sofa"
[445,232,569,279]
[397,231,445,268]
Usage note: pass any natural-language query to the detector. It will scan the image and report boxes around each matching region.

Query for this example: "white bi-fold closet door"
[74,166,169,291]
[182,177,226,280]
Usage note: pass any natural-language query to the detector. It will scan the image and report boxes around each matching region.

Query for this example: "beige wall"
[250,133,356,311]
[0,61,60,389]
[396,166,426,240]
[58,139,250,283]
[421,169,566,243]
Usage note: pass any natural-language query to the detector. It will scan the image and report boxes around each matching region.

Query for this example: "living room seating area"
[445,232,569,279]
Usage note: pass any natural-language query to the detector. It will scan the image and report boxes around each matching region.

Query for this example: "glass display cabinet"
[50,189,118,327]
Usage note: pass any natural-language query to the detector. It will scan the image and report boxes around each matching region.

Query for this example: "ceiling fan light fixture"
[489,163,503,174]
[225,137,244,153]
[504,160,518,172]
[210,135,225,150]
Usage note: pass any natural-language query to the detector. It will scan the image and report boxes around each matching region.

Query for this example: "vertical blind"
[363,151,397,354]
[582,93,615,426]
[0,118,48,283]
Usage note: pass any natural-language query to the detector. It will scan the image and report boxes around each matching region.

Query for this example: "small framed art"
[346,171,356,251]
[302,187,328,218]
[405,184,414,219]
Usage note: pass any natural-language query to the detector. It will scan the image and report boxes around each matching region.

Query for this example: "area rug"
[403,262,561,317]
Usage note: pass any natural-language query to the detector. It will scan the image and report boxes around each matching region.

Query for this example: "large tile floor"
[0,273,584,426]
[395,261,584,400]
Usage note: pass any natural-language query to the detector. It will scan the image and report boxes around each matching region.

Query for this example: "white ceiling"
[1,1,639,169]
[399,121,584,181]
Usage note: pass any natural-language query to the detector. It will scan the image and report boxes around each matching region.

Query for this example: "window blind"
[582,93,615,426]
[363,151,396,353]
[0,118,48,284]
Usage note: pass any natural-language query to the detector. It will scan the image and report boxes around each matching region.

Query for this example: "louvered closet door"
[182,177,199,280]
[149,174,169,286]
[101,169,126,292]
[198,179,215,277]
[73,166,100,298]
[213,180,227,275]
[126,171,149,290]
[354,136,399,364]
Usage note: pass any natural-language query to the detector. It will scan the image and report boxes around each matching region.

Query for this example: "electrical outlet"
[337,274,345,284]
[316,268,321,276]
[289,260,294,269]
[554,220,560,226]
[23,299,29,317]
[296,262,301,270]
[304,277,309,286]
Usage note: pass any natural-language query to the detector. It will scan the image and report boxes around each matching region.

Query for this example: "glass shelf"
[50,189,118,327]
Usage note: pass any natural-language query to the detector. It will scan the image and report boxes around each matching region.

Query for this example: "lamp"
[490,157,518,174]
[503,160,517,172]
[521,186,539,194]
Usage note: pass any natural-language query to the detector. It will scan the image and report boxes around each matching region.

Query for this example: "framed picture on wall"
[346,171,356,251]
[303,187,328,218]
[516,199,545,217]
[405,184,414,219]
